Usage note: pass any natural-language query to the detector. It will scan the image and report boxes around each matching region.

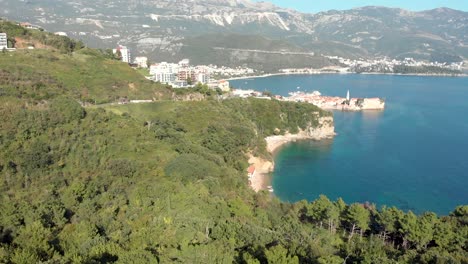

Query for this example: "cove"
[231,74,468,215]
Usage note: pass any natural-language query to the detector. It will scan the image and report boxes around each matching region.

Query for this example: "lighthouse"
[346,90,350,101]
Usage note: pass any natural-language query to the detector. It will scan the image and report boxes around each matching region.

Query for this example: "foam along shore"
[248,116,336,192]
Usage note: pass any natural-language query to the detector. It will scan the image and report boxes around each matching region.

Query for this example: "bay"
[231,74,468,215]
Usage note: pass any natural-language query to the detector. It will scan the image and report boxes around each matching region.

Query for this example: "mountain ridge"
[1,0,467,69]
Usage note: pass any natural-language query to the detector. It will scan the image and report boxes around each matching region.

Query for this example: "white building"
[19,23,42,30]
[113,45,131,63]
[134,56,148,68]
[195,72,210,84]
[0,33,7,50]
[217,80,230,92]
[150,62,178,84]
[232,89,256,98]
[55,32,68,37]
[154,72,177,84]
[178,59,190,68]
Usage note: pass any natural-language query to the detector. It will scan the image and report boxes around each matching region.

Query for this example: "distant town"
[113,44,465,92]
[110,44,385,111]
[112,45,256,91]
[1,21,466,95]
[282,56,464,75]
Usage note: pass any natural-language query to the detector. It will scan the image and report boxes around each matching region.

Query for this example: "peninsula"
[284,91,385,111]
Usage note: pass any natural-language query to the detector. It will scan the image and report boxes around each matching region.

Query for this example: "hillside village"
[112,45,255,90]
[1,21,256,92]
[1,22,388,110]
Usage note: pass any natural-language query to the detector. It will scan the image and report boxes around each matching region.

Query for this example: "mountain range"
[1,0,467,70]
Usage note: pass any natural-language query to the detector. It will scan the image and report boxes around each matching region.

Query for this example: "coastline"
[226,71,348,81]
[227,71,468,81]
[248,155,274,192]
[248,118,336,193]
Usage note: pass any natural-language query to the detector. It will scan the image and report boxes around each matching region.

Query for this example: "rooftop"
[247,165,256,174]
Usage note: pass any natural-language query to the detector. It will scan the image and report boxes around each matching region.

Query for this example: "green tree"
[14,221,55,260]
[116,250,158,264]
[433,220,455,250]
[10,248,41,264]
[399,211,418,249]
[376,206,403,243]
[417,212,438,249]
[50,97,85,124]
[398,212,437,250]
[242,252,261,264]
[264,245,299,264]
[306,195,339,233]
[318,255,345,264]
[19,139,53,175]
[345,203,370,240]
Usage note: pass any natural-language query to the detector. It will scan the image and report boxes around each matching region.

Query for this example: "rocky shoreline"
[248,116,336,192]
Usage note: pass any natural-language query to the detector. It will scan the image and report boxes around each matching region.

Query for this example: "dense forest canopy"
[0,19,467,263]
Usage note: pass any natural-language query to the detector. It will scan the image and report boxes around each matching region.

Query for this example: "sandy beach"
[248,155,274,192]
[248,120,336,192]
[247,134,318,193]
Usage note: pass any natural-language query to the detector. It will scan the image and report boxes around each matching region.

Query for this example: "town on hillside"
[113,44,385,111]
[0,21,392,110]
[112,45,256,91]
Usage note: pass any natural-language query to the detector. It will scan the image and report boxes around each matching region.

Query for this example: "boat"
[267,186,274,192]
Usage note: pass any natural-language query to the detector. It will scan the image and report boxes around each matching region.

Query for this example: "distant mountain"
[2,0,467,69]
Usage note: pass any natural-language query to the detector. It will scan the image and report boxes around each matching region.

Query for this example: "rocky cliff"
[265,116,335,153]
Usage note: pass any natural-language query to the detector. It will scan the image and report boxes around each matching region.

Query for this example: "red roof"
[247,165,256,174]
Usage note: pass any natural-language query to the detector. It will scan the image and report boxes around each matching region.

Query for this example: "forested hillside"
[0,20,467,263]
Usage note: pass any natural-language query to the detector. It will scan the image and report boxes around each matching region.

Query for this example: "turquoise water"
[231,74,468,215]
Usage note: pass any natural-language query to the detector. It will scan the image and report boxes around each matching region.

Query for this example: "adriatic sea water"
[231,74,468,215]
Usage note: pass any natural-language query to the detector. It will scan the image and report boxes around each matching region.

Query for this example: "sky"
[254,0,468,13]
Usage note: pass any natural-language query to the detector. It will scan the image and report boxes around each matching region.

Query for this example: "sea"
[231,74,468,215]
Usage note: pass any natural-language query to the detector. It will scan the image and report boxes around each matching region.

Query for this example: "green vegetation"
[0,49,172,104]
[393,65,462,75]
[0,20,171,104]
[353,63,462,75]
[170,34,337,72]
[0,19,467,263]
[0,19,84,53]
[1,93,467,263]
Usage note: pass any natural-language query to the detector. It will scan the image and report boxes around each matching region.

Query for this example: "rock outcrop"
[265,116,335,153]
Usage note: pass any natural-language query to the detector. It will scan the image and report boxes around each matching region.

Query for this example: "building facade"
[0,33,8,50]
[134,56,148,68]
[151,62,178,84]
[113,45,131,63]
[150,59,214,87]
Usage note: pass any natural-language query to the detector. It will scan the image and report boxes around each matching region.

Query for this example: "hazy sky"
[254,0,468,13]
